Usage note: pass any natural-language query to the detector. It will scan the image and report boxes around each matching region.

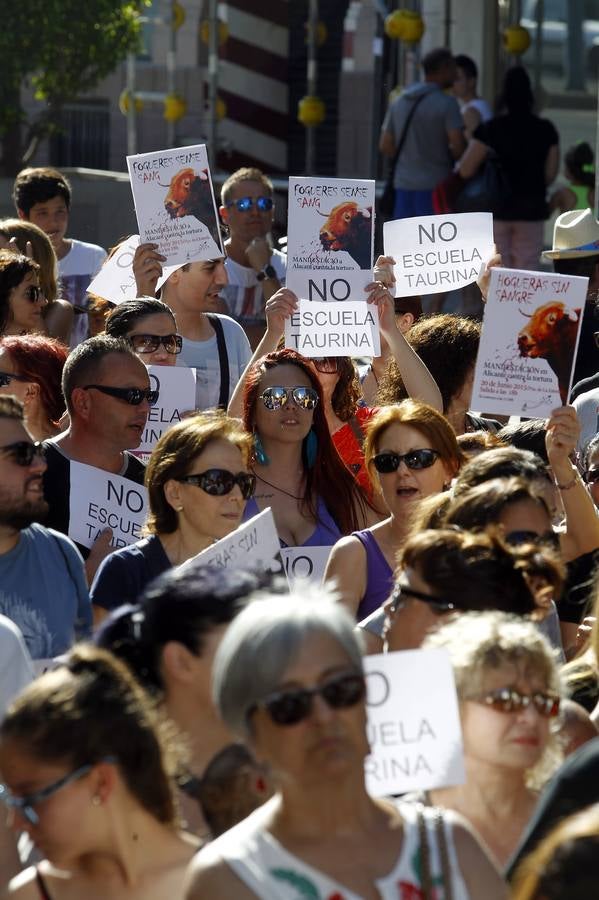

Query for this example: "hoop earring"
[253,431,269,465]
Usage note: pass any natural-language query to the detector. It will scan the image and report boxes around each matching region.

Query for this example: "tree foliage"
[0,0,149,173]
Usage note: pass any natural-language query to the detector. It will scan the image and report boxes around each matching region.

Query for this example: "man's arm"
[447,126,466,161]
[379,129,396,158]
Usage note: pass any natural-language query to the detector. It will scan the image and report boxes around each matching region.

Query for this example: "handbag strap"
[416,804,454,900]
[206,313,230,409]
[389,89,431,172]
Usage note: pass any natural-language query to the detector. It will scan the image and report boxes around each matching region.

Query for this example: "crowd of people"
[2,48,599,899]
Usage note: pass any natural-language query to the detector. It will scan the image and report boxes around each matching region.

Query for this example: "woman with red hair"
[0,333,68,440]
[241,348,369,547]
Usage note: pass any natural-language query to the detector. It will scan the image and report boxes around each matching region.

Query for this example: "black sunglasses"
[388,582,456,616]
[128,333,182,355]
[24,285,43,303]
[259,386,319,411]
[83,385,159,406]
[226,196,273,212]
[312,357,339,374]
[469,687,560,719]
[251,672,366,727]
[373,449,440,473]
[176,468,256,500]
[504,529,560,551]
[0,371,29,388]
[0,440,46,467]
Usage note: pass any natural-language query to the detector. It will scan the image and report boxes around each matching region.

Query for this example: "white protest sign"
[86,235,140,303]
[136,365,197,455]
[471,267,588,417]
[286,177,375,301]
[126,144,223,267]
[178,507,285,579]
[282,546,331,584]
[69,462,149,550]
[384,212,494,297]
[285,299,380,358]
[364,649,465,797]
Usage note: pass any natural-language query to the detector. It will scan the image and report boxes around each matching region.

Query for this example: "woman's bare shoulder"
[184,847,256,900]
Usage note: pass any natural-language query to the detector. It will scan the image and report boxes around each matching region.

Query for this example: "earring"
[92,795,101,806]
[305,429,318,468]
[253,431,269,465]
[175,506,184,512]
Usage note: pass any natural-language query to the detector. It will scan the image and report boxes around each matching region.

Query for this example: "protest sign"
[383,212,494,296]
[471,267,588,417]
[282,546,331,584]
[136,365,197,456]
[69,462,149,550]
[284,299,380,357]
[286,177,375,301]
[364,649,465,797]
[126,144,223,267]
[86,235,139,303]
[178,507,285,579]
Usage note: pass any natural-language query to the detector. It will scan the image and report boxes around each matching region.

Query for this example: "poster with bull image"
[471,267,588,418]
[285,177,379,357]
[126,144,223,267]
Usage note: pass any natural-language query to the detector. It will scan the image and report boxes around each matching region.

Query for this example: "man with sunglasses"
[42,335,151,581]
[219,167,286,348]
[0,395,91,662]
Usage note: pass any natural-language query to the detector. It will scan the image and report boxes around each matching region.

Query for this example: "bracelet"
[554,471,580,491]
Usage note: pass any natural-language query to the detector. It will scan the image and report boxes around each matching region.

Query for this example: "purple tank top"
[243,497,341,548]
[352,529,394,620]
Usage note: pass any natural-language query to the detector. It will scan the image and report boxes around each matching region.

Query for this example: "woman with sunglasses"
[0,334,68,441]
[0,643,197,899]
[105,296,182,366]
[184,587,505,899]
[0,250,47,337]
[90,411,253,618]
[422,611,563,868]
[240,348,369,548]
[324,400,463,619]
[228,281,442,497]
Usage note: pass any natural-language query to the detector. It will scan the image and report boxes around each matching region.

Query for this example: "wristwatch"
[257,264,277,282]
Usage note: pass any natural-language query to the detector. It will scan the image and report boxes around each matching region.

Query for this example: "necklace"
[254,470,303,501]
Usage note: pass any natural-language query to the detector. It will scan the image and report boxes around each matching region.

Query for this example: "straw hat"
[543,208,599,259]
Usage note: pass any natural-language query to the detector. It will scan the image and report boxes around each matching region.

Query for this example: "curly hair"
[376,314,481,413]
[242,348,368,534]
[329,356,362,422]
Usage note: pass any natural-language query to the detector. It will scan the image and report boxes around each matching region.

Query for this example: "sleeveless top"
[197,797,470,899]
[243,497,341,548]
[352,529,394,620]
[568,182,592,211]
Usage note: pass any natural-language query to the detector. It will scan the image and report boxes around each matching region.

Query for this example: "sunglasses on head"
[312,357,339,374]
[373,449,440,473]
[259,386,319,411]
[128,333,182,355]
[585,467,599,485]
[226,196,273,213]
[504,529,560,551]
[0,756,116,826]
[176,468,256,500]
[250,672,366,727]
[24,285,43,304]
[388,582,456,616]
[470,687,560,719]
[0,371,29,388]
[83,384,159,406]
[0,440,45,467]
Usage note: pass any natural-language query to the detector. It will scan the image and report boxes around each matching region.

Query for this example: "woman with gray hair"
[183,587,506,899]
[423,611,563,868]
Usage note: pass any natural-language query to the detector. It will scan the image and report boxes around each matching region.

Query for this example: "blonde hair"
[0,218,58,302]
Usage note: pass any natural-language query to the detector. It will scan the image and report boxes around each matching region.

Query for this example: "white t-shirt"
[0,614,34,717]
[178,314,252,410]
[58,238,107,346]
[221,248,287,325]
[461,97,492,124]
[573,387,599,452]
